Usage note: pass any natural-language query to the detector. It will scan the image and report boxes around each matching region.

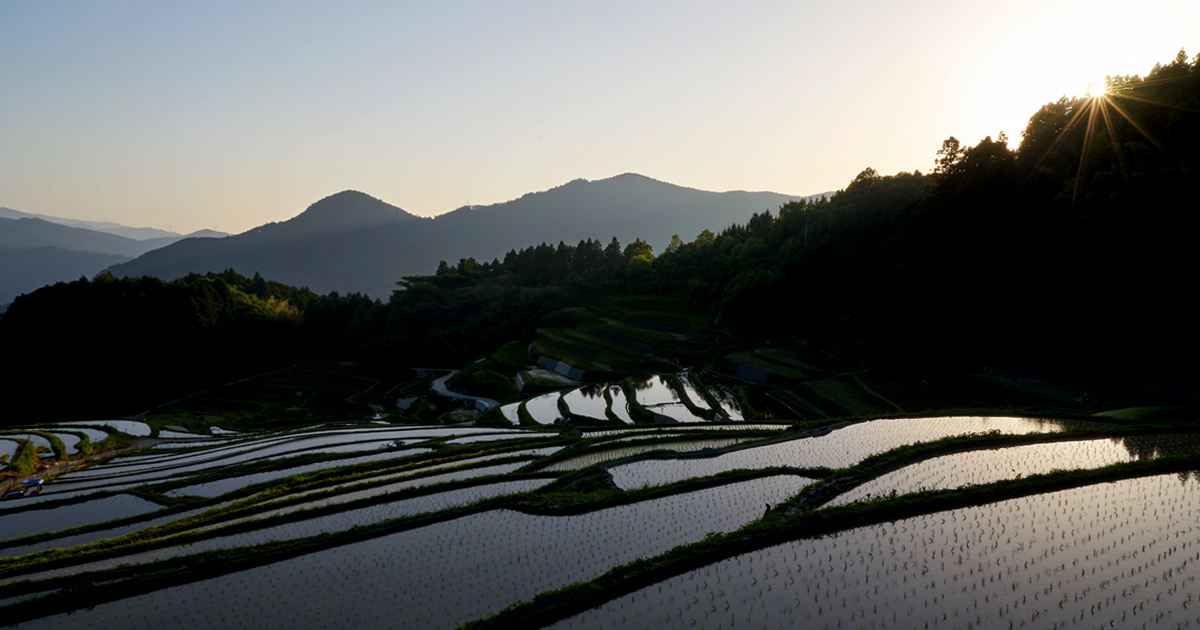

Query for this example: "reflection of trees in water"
[629,376,654,391]
[1113,435,1200,484]
[578,383,605,399]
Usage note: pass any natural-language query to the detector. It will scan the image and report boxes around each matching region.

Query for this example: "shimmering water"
[549,472,1200,630]
[610,416,1087,489]
[8,476,813,630]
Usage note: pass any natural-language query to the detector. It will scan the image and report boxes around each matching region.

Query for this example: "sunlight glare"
[967,0,1194,147]
[1083,78,1111,98]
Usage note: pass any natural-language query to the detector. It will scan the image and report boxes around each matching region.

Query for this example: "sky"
[2,0,1197,235]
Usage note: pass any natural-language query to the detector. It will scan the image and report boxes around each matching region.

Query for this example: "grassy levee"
[29,431,68,461]
[662,373,715,420]
[152,435,568,500]
[0,494,219,553]
[517,400,539,426]
[526,429,783,472]
[682,371,728,415]
[778,424,1200,512]
[459,453,1200,630]
[555,394,605,425]
[620,378,674,424]
[0,466,559,582]
[0,441,570,574]
[56,431,93,457]
[5,439,38,475]
[0,467,822,625]
[516,463,825,514]
[5,415,1193,625]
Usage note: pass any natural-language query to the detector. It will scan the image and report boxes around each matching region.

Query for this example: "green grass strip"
[460,454,1200,630]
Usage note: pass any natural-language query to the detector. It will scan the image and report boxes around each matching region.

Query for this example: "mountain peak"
[295,190,415,225]
[241,190,419,240]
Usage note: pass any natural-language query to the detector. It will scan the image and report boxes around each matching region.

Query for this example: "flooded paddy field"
[539,438,754,472]
[829,433,1200,506]
[1,404,1196,630]
[607,416,1094,489]
[0,494,161,540]
[519,373,749,425]
[6,476,810,630]
[550,472,1200,630]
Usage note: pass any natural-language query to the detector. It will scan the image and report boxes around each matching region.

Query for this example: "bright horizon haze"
[2,0,1197,235]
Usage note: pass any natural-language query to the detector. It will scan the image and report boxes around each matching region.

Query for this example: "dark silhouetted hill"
[0,207,190,241]
[0,214,230,303]
[110,176,811,297]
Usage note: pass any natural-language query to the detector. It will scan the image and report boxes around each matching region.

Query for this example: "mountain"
[0,213,229,304]
[0,207,181,240]
[110,176,815,297]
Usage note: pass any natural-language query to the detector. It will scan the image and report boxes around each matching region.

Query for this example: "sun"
[1082,77,1112,99]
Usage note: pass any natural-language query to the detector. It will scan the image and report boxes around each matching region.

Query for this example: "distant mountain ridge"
[234,190,422,243]
[0,207,197,241]
[0,209,230,304]
[110,174,819,297]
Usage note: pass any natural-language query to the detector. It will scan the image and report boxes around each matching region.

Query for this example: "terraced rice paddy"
[162,448,437,498]
[584,424,787,439]
[561,387,613,420]
[0,494,161,540]
[540,438,754,472]
[0,439,20,469]
[0,403,1195,630]
[500,402,524,425]
[48,427,110,443]
[828,434,1200,506]
[524,392,564,424]
[156,430,208,439]
[706,384,745,420]
[234,462,538,522]
[0,503,228,559]
[630,375,707,422]
[606,385,635,423]
[608,416,1089,489]
[58,420,152,436]
[0,435,53,458]
[51,433,81,454]
[550,472,1200,630]
[1,479,555,585]
[8,476,811,630]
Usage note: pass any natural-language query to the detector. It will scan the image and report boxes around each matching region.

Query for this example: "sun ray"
[1068,100,1102,222]
[1028,98,1094,172]
[1096,96,1127,177]
[1104,97,1171,155]
[1109,92,1200,114]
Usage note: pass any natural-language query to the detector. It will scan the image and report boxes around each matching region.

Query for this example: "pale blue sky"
[2,0,1196,234]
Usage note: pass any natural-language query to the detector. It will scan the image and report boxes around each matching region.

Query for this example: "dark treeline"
[3,52,1197,420]
[0,271,380,419]
[634,52,1200,373]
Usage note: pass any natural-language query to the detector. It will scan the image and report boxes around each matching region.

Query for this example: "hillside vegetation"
[1,53,1197,423]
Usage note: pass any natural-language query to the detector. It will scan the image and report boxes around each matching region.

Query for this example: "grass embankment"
[5,439,39,475]
[460,452,1200,630]
[5,415,1195,625]
[0,439,571,575]
[0,464,817,624]
[527,428,792,473]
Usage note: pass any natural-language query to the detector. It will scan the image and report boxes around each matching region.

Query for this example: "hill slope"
[110,175,810,297]
[0,215,230,304]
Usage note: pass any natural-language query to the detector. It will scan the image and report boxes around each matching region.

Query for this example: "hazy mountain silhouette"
[110,175,814,297]
[0,207,193,241]
[0,213,229,303]
[0,247,132,305]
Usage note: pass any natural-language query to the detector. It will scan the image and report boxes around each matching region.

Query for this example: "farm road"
[426,369,499,412]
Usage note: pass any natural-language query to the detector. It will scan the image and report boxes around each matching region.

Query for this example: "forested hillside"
[3,52,1196,422]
